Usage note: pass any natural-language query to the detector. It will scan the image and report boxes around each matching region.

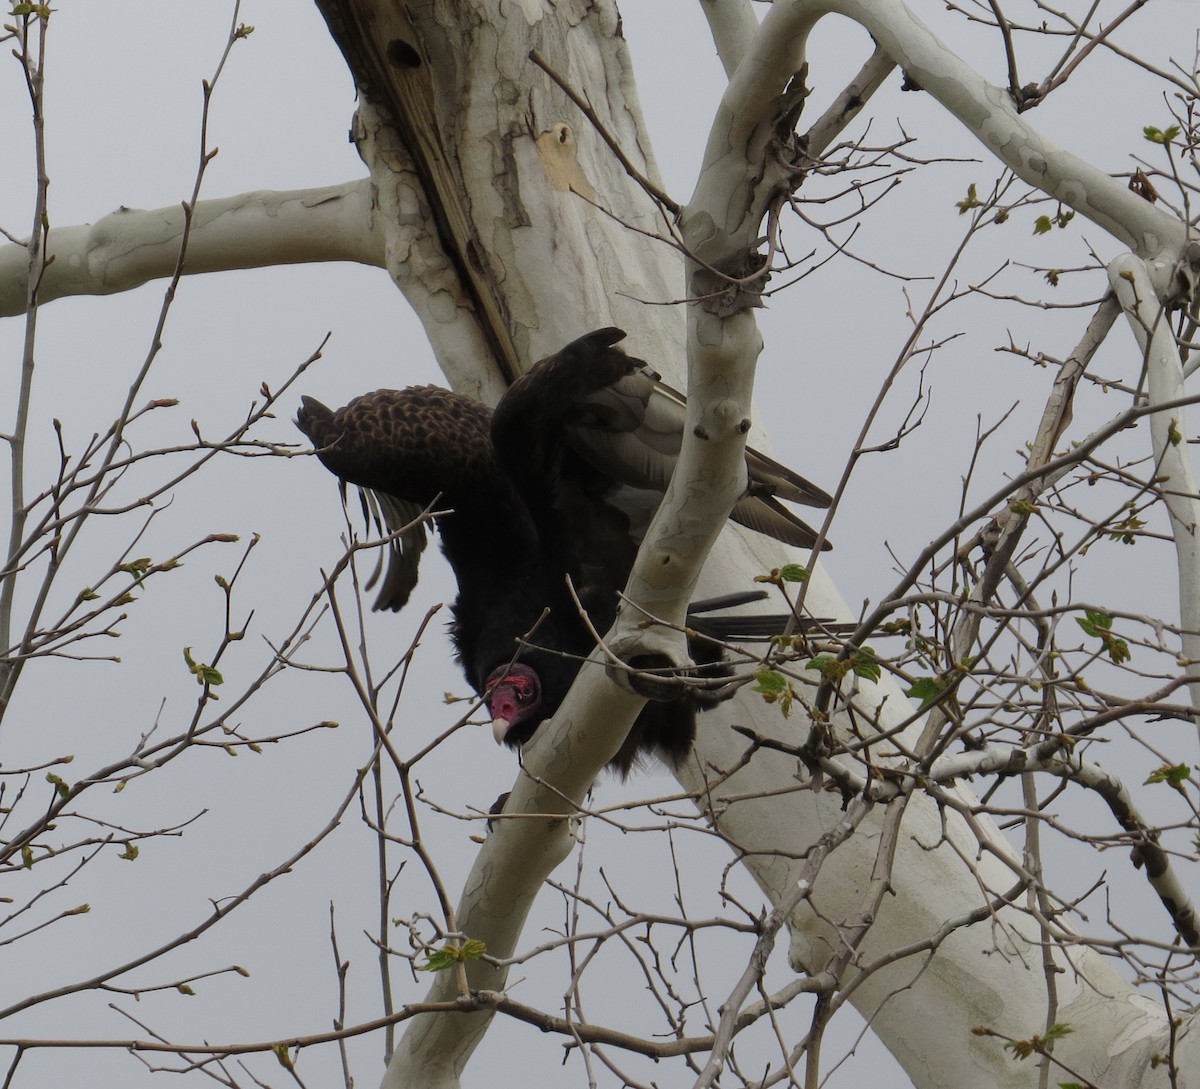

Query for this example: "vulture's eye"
[487,671,537,703]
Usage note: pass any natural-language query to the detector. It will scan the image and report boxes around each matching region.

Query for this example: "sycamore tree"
[1,1,1198,1088]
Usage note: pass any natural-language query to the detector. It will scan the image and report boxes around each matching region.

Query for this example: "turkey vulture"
[296,328,832,775]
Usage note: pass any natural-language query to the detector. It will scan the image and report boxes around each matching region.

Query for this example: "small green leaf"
[1168,418,1183,446]
[119,557,152,578]
[118,843,139,861]
[419,948,456,972]
[77,587,99,602]
[906,676,946,707]
[753,669,788,695]
[1107,638,1131,664]
[956,182,981,213]
[1108,515,1144,545]
[768,633,808,651]
[754,565,810,587]
[1076,610,1130,663]
[46,772,70,798]
[21,844,34,869]
[850,646,881,683]
[1004,1023,1073,1061]
[1032,207,1074,236]
[1145,763,1190,786]
[417,939,487,972]
[752,668,795,716]
[1143,124,1181,145]
[807,650,881,689]
[1076,609,1112,638]
[183,647,224,686]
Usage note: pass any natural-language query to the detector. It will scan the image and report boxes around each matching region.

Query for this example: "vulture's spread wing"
[495,329,833,552]
[296,387,526,612]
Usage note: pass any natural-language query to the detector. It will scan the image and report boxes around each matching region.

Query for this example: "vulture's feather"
[297,328,834,775]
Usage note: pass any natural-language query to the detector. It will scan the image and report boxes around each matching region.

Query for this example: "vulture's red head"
[485,663,543,746]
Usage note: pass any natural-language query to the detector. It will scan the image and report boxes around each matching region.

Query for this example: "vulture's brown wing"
[511,331,833,551]
[297,387,514,612]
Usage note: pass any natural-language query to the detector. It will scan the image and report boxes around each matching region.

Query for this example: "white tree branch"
[697,0,759,78]
[1109,253,1200,725]
[692,0,1192,280]
[800,737,1200,950]
[0,180,384,317]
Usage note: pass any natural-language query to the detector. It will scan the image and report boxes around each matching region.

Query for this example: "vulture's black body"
[296,328,832,775]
